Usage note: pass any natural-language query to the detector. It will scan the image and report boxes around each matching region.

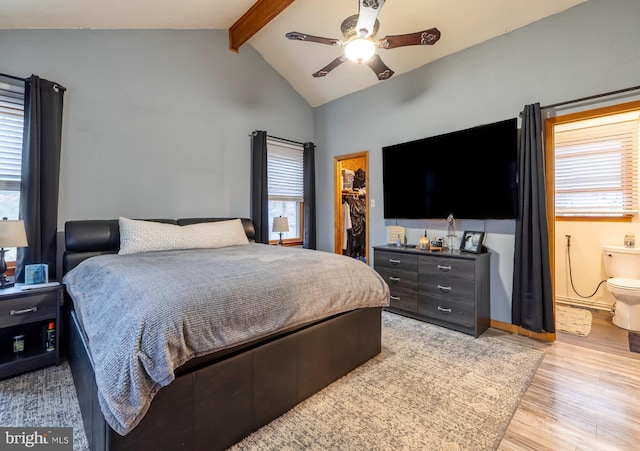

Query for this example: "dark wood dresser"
[374,245,490,337]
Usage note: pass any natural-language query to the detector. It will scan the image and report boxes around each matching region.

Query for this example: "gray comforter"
[63,243,389,435]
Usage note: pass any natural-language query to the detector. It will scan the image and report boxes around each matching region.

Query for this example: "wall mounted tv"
[382,118,518,220]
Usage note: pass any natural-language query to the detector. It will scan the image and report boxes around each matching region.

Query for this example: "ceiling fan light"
[344,38,376,63]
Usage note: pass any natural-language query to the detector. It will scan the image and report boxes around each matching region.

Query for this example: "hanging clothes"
[353,168,366,189]
[343,195,366,259]
[342,201,352,251]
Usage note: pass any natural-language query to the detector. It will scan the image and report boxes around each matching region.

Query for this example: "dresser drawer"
[418,295,475,329]
[419,256,475,281]
[376,267,418,291]
[374,250,418,272]
[0,291,59,328]
[419,277,475,303]
[388,286,418,313]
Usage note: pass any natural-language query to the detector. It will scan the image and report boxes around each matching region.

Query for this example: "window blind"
[555,114,639,217]
[0,82,24,191]
[267,139,303,201]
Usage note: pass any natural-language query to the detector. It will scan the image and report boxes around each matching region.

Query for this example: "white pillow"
[118,217,249,255]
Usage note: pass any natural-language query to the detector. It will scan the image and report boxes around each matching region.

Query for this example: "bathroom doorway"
[547,100,640,313]
[334,152,369,264]
[546,100,640,352]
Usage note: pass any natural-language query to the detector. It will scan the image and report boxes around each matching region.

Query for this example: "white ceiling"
[1,0,587,107]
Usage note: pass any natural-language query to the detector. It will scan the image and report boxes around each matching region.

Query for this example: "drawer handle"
[10,306,38,316]
[389,276,401,283]
[437,265,452,272]
[437,285,452,292]
[437,306,452,313]
[389,259,401,265]
[390,295,401,302]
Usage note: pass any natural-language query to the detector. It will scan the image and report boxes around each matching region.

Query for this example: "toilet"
[602,245,640,331]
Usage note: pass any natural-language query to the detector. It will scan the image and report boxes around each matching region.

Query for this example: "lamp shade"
[0,220,28,248]
[272,216,289,233]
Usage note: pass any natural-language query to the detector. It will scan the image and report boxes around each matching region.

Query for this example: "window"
[553,108,639,218]
[267,139,303,244]
[0,79,25,261]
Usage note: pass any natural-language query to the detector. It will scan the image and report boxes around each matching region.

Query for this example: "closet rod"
[540,84,640,110]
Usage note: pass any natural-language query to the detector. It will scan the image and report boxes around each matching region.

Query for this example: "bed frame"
[62,218,382,451]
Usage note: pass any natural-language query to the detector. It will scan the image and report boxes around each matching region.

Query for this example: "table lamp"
[272,216,289,246]
[0,218,28,288]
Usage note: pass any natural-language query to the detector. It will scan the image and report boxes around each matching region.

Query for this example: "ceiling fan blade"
[377,28,441,49]
[312,56,348,78]
[355,0,386,38]
[365,54,394,80]
[286,31,343,47]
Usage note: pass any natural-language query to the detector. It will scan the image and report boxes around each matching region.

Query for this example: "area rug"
[0,313,543,451]
[0,361,88,450]
[556,305,592,337]
[232,312,544,450]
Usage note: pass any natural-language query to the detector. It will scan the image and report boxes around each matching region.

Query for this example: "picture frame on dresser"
[460,231,485,253]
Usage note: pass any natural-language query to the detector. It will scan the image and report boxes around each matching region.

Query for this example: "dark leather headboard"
[63,218,256,275]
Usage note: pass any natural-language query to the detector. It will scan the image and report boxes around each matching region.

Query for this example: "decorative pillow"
[118,217,249,255]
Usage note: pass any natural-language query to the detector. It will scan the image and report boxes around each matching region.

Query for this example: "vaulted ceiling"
[2,0,587,106]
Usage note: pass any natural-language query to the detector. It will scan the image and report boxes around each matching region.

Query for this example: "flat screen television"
[382,118,518,219]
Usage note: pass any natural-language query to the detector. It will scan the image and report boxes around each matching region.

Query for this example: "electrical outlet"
[370,199,375,208]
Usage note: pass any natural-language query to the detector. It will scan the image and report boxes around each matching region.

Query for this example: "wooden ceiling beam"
[229,0,296,53]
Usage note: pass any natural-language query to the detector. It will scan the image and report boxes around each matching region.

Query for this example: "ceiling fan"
[285,0,441,80]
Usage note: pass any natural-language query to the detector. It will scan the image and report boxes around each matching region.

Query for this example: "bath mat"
[556,305,592,337]
[629,331,640,353]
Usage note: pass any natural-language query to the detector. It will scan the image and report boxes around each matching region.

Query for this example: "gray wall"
[2,0,639,322]
[313,0,640,323]
[0,29,314,227]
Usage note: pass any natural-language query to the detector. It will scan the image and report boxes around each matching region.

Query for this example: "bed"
[62,217,389,451]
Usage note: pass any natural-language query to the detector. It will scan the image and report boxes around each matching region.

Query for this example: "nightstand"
[0,283,62,379]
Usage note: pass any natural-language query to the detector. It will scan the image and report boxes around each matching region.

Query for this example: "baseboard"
[555,296,613,312]
[490,319,556,342]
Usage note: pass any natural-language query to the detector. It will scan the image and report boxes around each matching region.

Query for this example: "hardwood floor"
[492,309,640,450]
[555,310,640,360]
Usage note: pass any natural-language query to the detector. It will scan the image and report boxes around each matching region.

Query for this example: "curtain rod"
[0,73,67,92]
[0,72,25,82]
[267,134,305,146]
[249,131,306,146]
[539,84,640,112]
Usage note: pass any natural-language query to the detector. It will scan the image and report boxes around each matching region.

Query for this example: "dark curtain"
[512,103,554,333]
[16,76,65,283]
[303,142,316,249]
[251,131,269,243]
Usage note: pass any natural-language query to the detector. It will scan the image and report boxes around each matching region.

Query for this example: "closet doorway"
[334,151,370,264]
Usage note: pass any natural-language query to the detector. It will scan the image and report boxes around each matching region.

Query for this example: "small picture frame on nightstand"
[25,264,48,285]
